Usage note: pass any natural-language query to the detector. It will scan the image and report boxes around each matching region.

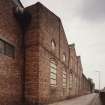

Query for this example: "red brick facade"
[0,0,24,105]
[0,1,94,105]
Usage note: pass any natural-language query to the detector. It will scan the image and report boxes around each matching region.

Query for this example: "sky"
[20,0,105,89]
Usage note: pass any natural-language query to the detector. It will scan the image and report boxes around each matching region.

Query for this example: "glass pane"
[63,79,66,83]
[63,71,66,75]
[50,60,57,86]
[51,67,56,74]
[70,75,72,80]
[50,73,56,79]
[5,43,15,58]
[63,83,66,87]
[51,40,56,50]
[0,40,4,54]
[63,74,66,78]
[70,75,72,88]
[50,63,57,69]
[63,54,66,62]
[50,79,56,85]
[63,70,67,87]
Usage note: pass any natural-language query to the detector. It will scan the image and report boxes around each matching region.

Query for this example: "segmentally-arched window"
[63,70,67,88]
[69,71,73,89]
[50,60,57,86]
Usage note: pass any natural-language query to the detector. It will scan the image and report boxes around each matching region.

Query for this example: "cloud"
[20,0,105,89]
[76,0,105,21]
[20,0,105,22]
[20,0,37,7]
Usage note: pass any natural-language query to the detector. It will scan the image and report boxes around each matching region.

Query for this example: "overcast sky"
[20,0,105,89]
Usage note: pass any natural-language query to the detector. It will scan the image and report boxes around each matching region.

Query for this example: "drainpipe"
[12,0,31,105]
[12,0,24,13]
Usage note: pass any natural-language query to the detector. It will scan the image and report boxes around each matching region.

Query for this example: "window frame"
[0,39,5,54]
[0,39,15,58]
[51,40,56,50]
[63,69,67,88]
[63,54,66,62]
[69,72,73,89]
[50,60,57,87]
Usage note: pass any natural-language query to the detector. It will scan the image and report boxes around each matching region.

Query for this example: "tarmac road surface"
[49,93,102,105]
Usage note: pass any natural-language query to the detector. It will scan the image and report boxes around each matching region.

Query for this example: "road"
[49,93,102,105]
[90,94,103,105]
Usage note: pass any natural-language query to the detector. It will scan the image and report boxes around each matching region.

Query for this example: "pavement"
[49,93,102,105]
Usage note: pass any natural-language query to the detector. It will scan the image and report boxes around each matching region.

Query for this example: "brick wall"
[25,3,70,104]
[77,56,83,96]
[38,3,69,103]
[0,0,23,105]
[0,1,93,105]
[69,44,77,97]
[24,4,40,105]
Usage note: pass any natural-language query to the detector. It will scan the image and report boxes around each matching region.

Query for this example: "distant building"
[0,0,94,105]
[88,78,95,93]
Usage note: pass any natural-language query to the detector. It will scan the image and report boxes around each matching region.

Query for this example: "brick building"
[0,0,94,105]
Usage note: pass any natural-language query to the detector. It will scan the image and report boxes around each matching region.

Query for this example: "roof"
[25,2,60,19]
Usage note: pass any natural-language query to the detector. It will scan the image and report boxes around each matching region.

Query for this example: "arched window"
[51,40,56,50]
[63,54,66,62]
[50,60,57,86]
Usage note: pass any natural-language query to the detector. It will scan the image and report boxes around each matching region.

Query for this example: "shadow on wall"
[13,7,32,34]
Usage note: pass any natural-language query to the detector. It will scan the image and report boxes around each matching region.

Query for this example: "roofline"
[25,2,60,19]
[12,0,24,8]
